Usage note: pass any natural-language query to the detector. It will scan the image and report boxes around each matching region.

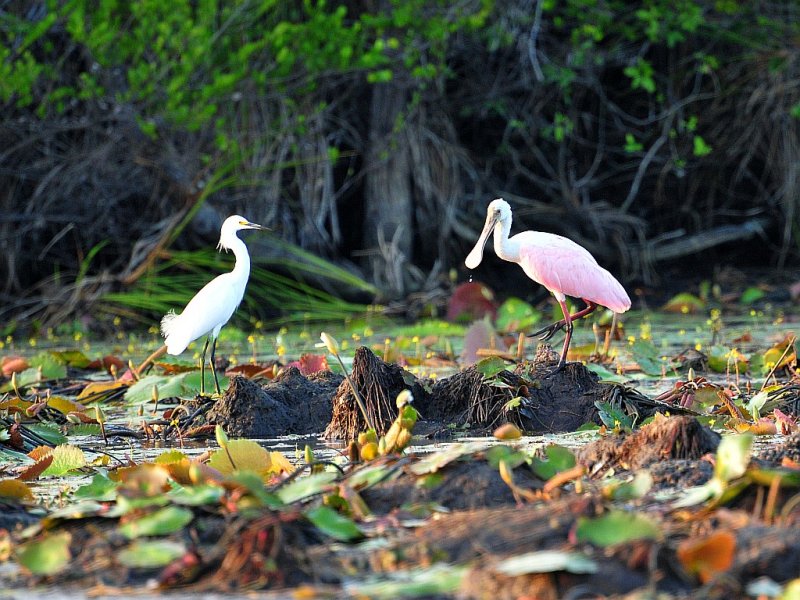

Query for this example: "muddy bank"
[204,346,659,439]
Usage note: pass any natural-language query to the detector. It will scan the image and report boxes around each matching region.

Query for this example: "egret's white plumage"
[466,198,630,368]
[161,214,266,394]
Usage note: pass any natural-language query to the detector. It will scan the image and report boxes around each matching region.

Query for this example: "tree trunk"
[363,80,413,298]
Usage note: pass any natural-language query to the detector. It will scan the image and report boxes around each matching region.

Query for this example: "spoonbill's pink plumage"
[465,198,631,368]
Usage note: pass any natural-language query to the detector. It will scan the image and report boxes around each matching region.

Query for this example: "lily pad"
[118,539,187,569]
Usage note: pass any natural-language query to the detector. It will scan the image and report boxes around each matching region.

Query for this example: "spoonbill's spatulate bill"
[465,198,631,368]
[161,215,267,395]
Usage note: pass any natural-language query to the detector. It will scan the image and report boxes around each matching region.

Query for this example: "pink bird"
[465,198,631,369]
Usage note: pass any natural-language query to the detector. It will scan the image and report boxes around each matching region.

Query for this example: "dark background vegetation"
[1,0,798,331]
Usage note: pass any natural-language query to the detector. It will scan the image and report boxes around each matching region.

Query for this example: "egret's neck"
[493,218,520,263]
[228,237,251,281]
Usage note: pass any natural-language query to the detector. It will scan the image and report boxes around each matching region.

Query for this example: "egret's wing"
[161,273,245,354]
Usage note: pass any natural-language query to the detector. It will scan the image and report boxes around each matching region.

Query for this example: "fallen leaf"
[17,532,72,575]
[16,455,54,482]
[77,381,129,401]
[493,423,522,440]
[1,356,28,377]
[0,478,34,501]
[676,530,736,583]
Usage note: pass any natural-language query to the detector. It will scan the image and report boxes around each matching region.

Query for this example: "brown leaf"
[0,478,34,501]
[16,455,54,482]
[86,355,126,373]
[28,446,54,461]
[676,530,736,583]
[1,356,29,378]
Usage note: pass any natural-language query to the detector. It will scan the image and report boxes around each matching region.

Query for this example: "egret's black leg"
[209,337,221,395]
[200,337,210,396]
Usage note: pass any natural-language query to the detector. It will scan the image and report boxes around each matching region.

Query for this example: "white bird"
[161,215,267,395]
[466,199,631,370]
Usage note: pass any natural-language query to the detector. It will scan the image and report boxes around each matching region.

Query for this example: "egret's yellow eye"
[239,220,247,226]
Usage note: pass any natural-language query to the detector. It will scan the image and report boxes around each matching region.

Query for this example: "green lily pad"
[119,506,194,539]
[305,505,362,541]
[17,532,72,575]
[532,445,576,480]
[575,510,661,546]
[118,540,186,569]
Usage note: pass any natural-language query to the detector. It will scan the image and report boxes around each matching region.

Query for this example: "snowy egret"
[465,199,631,369]
[161,215,267,395]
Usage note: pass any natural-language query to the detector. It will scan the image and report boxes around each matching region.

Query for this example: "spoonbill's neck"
[493,217,520,263]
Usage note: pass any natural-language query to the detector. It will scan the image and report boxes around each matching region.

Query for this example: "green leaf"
[168,484,224,506]
[41,445,87,476]
[584,363,629,383]
[595,401,635,431]
[118,540,186,569]
[475,355,509,379]
[276,471,338,504]
[575,510,661,546]
[715,433,753,483]
[119,506,194,539]
[25,423,68,446]
[73,473,118,501]
[532,445,576,480]
[17,532,71,575]
[486,445,528,470]
[345,564,467,598]
[28,352,68,378]
[692,135,712,157]
[603,471,653,501]
[305,505,362,541]
[739,286,765,305]
[50,349,91,368]
[495,297,541,333]
[226,471,284,508]
[495,550,598,575]
[124,374,182,404]
[630,339,665,376]
[409,442,485,475]
[347,464,397,489]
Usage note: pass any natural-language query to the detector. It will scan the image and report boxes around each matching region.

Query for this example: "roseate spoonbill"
[161,215,267,395]
[465,199,631,369]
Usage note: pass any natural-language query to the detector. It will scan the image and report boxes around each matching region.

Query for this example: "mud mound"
[425,357,628,434]
[426,365,528,430]
[361,459,531,513]
[514,360,606,433]
[206,368,341,437]
[577,415,720,474]
[324,346,424,440]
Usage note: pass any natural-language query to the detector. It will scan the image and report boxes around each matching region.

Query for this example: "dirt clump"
[206,368,341,437]
[324,346,425,440]
[361,459,532,513]
[577,415,720,475]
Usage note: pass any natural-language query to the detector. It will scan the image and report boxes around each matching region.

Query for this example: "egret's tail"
[160,311,190,355]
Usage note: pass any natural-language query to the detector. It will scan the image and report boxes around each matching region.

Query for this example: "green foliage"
[3,0,492,145]
[102,242,374,324]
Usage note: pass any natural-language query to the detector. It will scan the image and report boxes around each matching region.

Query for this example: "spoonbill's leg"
[209,337,222,396]
[556,298,574,369]
[199,337,210,396]
[530,301,599,341]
